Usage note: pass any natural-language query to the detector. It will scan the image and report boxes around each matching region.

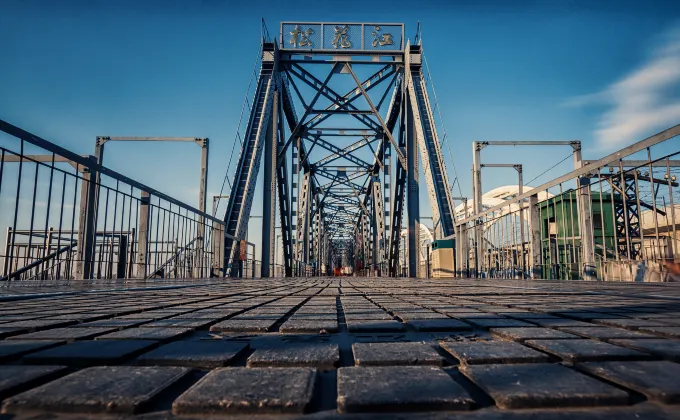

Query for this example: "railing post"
[577,176,597,280]
[529,194,542,279]
[211,222,224,277]
[195,138,208,279]
[136,191,150,278]
[76,156,98,280]
[3,227,12,278]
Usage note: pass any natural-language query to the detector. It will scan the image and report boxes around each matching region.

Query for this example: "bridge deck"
[0,277,678,419]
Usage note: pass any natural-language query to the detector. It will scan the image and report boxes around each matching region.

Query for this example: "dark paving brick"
[0,365,68,400]
[337,366,474,413]
[464,318,536,329]
[578,361,680,404]
[491,327,581,342]
[0,320,76,332]
[95,327,192,342]
[23,340,158,367]
[210,319,277,333]
[7,327,117,342]
[289,313,338,320]
[525,339,652,363]
[344,313,394,321]
[555,312,624,321]
[461,363,629,409]
[141,319,213,329]
[3,366,189,414]
[592,318,674,330]
[0,328,27,339]
[137,340,248,368]
[528,319,597,328]
[346,319,406,333]
[172,367,315,415]
[352,342,442,366]
[396,312,450,320]
[248,344,339,368]
[72,319,150,329]
[280,319,339,333]
[441,340,551,365]
[637,326,680,338]
[609,339,680,362]
[557,326,657,341]
[0,341,64,362]
[406,319,473,332]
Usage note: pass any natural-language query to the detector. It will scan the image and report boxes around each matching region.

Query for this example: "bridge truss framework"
[221,23,457,278]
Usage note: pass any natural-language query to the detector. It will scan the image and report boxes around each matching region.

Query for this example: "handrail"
[453,124,680,229]
[1,242,77,281]
[0,119,224,225]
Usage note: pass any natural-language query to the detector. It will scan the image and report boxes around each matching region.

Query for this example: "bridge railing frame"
[453,124,680,282]
[0,119,256,281]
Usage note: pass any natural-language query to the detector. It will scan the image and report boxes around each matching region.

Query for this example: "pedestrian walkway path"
[0,277,678,418]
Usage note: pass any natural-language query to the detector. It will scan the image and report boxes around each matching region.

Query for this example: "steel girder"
[406,44,456,239]
[223,43,276,276]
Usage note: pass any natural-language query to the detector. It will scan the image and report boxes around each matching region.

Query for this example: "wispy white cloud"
[566,25,680,149]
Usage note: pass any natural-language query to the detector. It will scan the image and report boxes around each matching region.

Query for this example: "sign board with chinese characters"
[280,22,404,52]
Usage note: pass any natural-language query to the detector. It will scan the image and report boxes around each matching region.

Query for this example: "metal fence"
[454,124,680,282]
[0,119,247,281]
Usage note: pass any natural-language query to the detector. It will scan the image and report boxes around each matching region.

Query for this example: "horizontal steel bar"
[0,154,88,163]
[99,137,205,142]
[583,159,680,167]
[454,124,680,229]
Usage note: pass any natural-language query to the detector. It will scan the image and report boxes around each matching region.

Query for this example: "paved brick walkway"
[0,277,678,418]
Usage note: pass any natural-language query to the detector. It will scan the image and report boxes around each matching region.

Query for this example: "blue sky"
[2,0,680,257]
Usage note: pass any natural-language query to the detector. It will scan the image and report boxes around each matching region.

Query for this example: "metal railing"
[0,119,254,281]
[453,124,680,282]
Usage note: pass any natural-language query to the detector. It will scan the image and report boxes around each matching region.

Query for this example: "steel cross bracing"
[222,24,457,277]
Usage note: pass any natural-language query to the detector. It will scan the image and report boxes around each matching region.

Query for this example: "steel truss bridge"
[220,22,455,279]
[0,21,679,284]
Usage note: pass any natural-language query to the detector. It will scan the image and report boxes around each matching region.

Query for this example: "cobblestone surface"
[0,277,678,418]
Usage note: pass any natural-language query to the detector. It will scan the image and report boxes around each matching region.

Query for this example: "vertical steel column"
[136,191,150,278]
[261,89,278,278]
[472,142,483,278]
[517,167,526,278]
[196,138,208,278]
[574,147,596,280]
[529,194,541,279]
[373,178,385,276]
[406,93,420,278]
[76,156,98,280]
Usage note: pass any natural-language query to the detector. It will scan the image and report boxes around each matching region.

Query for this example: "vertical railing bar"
[56,173,67,280]
[159,205,167,277]
[632,168,644,261]
[38,153,56,278]
[597,168,606,266]
[24,154,41,278]
[647,148,663,263]
[126,184,135,278]
[8,140,26,280]
[558,183,568,280]
[667,157,677,262]
[69,165,80,280]
[111,180,120,279]
[567,189,576,277]
[618,160,632,260]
